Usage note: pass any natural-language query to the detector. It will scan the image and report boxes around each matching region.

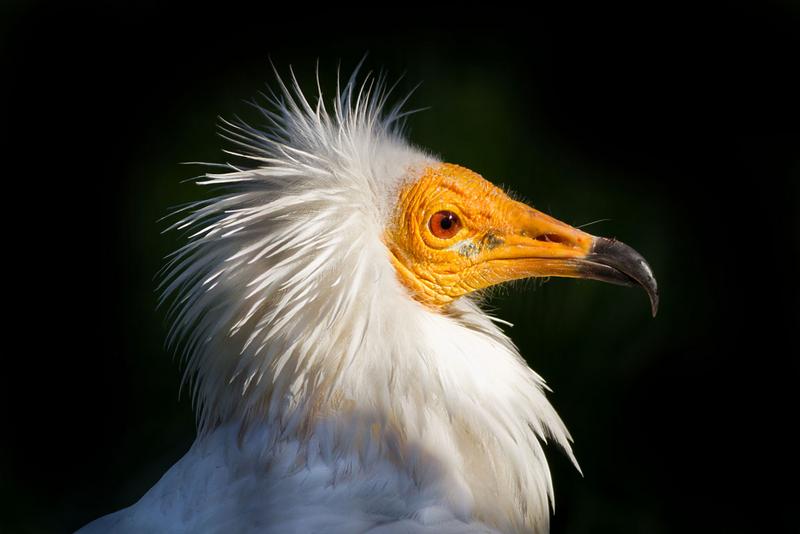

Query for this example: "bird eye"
[429,211,462,239]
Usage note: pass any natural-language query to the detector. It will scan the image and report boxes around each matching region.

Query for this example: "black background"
[3,2,798,532]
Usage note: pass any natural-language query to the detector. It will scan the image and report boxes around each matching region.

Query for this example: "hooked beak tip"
[582,237,659,317]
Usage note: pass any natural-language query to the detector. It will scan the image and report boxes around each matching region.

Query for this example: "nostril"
[535,233,567,244]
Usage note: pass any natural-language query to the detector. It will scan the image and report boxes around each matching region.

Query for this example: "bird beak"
[479,200,659,316]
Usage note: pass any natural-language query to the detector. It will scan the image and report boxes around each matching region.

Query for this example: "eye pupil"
[429,210,462,239]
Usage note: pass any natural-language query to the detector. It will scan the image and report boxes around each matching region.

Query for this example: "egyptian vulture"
[78,67,657,534]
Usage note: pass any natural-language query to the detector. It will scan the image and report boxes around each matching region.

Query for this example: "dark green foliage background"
[4,2,797,532]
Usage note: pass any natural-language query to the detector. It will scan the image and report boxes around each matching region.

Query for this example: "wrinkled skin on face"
[385,163,658,314]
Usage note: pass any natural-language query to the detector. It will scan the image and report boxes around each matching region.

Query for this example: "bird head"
[163,67,659,430]
[386,162,658,313]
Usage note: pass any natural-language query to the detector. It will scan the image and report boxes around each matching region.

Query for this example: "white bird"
[79,66,657,534]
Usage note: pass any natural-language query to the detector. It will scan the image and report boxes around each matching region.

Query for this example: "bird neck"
[209,272,573,533]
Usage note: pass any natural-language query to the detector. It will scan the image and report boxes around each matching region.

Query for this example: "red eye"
[429,211,462,239]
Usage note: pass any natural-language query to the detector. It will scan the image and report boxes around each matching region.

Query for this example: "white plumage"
[79,66,656,534]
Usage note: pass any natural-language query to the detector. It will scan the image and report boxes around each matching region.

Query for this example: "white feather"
[79,66,577,534]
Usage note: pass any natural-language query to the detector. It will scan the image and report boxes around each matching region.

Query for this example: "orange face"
[385,163,659,314]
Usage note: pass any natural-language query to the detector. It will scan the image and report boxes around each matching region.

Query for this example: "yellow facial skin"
[385,163,596,307]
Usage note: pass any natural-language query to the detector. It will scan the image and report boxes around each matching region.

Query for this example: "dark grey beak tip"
[632,255,659,318]
[582,237,660,318]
